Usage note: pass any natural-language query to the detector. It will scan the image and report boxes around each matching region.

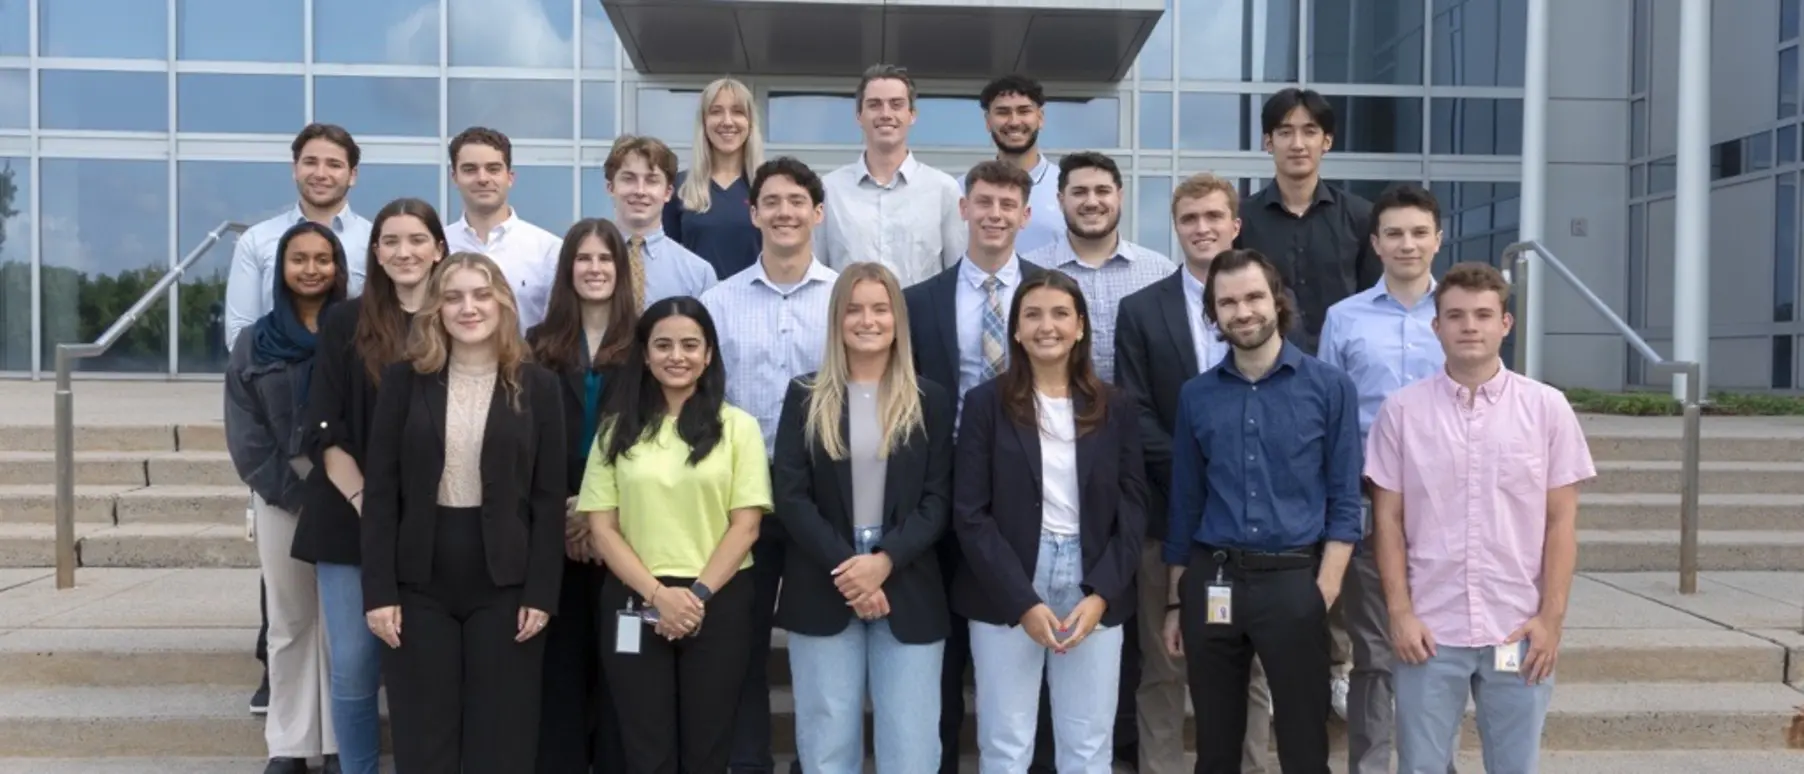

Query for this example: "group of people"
[221,66,1594,774]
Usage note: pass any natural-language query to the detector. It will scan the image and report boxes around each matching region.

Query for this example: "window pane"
[1140,91,1173,150]
[449,165,575,232]
[579,166,617,221]
[912,98,991,148]
[0,159,32,371]
[1774,336,1794,390]
[175,161,295,372]
[315,77,439,138]
[0,0,27,56]
[1630,99,1647,159]
[1750,132,1774,172]
[1628,202,1644,326]
[41,70,168,132]
[767,94,856,145]
[1310,0,1425,85]
[1179,93,1257,151]
[1136,175,1173,256]
[449,0,573,68]
[1430,180,1520,269]
[1180,0,1299,82]
[1781,46,1799,119]
[1630,164,1646,198]
[636,88,702,143]
[582,81,619,140]
[1785,0,1800,43]
[1041,98,1121,150]
[1781,124,1799,164]
[1324,96,1423,153]
[0,70,25,129]
[1139,6,1173,80]
[1777,174,1797,323]
[42,0,167,59]
[1631,0,1649,93]
[178,75,305,134]
[581,0,617,70]
[449,79,574,140]
[178,0,303,62]
[1649,156,1676,195]
[354,164,443,219]
[1432,0,1526,87]
[1431,98,1523,155]
[314,0,439,65]
[40,159,170,372]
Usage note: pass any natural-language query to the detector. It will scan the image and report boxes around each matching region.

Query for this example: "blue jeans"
[969,530,1123,774]
[1395,643,1553,774]
[317,562,383,774]
[788,526,944,774]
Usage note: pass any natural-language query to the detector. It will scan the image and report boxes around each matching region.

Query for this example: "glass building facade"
[0,0,1526,377]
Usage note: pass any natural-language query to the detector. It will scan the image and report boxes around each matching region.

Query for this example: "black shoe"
[320,754,342,774]
[262,759,307,774]
[248,674,270,716]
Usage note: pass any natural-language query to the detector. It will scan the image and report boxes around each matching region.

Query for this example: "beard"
[991,126,1040,155]
[1224,317,1278,351]
[1066,212,1121,241]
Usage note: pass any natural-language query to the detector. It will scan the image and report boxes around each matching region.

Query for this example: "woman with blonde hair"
[362,251,567,773]
[661,77,766,279]
[772,262,956,773]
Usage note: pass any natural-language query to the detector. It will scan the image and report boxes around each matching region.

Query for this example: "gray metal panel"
[884,6,1027,79]
[1016,10,1155,82]
[607,3,749,74]
[739,2,884,76]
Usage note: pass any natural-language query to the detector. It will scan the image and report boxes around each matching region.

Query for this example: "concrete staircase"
[0,383,1799,770]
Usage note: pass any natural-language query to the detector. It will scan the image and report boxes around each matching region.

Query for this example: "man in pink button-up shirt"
[1364,262,1595,774]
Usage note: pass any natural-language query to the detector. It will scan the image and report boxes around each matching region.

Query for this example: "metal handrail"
[1502,240,1703,594]
[53,220,249,590]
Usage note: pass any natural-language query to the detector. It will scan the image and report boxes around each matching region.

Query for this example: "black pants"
[602,571,756,774]
[730,529,801,774]
[936,532,971,774]
[385,506,548,774]
[1181,548,1330,774]
[256,576,269,668]
[536,558,627,774]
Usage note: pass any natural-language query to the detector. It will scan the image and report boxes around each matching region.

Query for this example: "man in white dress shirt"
[445,126,563,330]
[818,63,966,287]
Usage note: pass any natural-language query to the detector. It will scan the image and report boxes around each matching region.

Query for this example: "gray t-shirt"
[848,383,886,529]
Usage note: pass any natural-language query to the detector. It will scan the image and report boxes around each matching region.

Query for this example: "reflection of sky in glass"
[1180,0,1298,82]
[1138,5,1173,80]
[582,81,620,140]
[450,0,572,67]
[450,79,574,139]
[1310,0,1424,85]
[1136,176,1173,256]
[768,95,1118,150]
[314,0,439,65]
[1431,0,1525,86]
[0,158,30,265]
[177,161,295,287]
[1140,92,1173,150]
[0,1,27,56]
[178,75,306,134]
[0,70,26,129]
[580,167,618,221]
[178,0,304,61]
[449,165,577,231]
[42,0,167,59]
[40,158,168,275]
[1179,93,1254,151]
[41,70,168,132]
[637,89,702,144]
[305,0,613,68]
[354,165,444,223]
[315,77,440,138]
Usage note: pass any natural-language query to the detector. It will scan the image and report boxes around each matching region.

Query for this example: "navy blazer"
[902,256,1048,409]
[1113,271,1204,541]
[772,376,955,643]
[950,380,1148,628]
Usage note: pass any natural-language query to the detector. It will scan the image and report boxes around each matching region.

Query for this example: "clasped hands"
[1022,595,1107,654]
[833,552,892,620]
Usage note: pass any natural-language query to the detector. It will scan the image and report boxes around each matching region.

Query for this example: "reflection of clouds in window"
[40,159,169,275]
[41,0,168,59]
[450,79,574,139]
[448,0,573,68]
[315,77,440,138]
[0,160,29,263]
[176,162,294,284]
[0,70,26,129]
[1180,0,1297,82]
[315,0,439,65]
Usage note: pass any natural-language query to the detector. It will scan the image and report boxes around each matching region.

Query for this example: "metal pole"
[1519,0,1550,380]
[1673,0,1712,401]
[53,347,75,590]
[1511,251,1531,374]
[1678,362,1702,594]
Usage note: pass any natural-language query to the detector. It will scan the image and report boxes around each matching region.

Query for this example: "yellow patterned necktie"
[627,235,648,309]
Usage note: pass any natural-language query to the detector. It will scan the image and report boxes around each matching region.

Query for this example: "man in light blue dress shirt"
[954,74,1067,256]
[605,135,719,309]
[224,123,371,350]
[1314,183,1452,774]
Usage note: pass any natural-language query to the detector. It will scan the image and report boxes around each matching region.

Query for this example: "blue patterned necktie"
[980,275,1006,380]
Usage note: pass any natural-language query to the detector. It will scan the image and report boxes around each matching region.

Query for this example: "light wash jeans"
[1395,643,1553,774]
[969,530,1123,774]
[789,526,944,774]
[317,562,383,774]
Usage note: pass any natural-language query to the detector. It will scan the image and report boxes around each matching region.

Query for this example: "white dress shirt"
[223,203,372,349]
[819,152,967,287]
[955,154,1067,256]
[447,210,563,331]
[1180,266,1229,373]
[1023,235,1176,383]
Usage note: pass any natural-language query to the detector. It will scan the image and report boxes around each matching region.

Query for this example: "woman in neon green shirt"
[577,295,771,774]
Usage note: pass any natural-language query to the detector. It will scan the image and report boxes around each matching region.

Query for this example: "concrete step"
[1580,493,1804,531]
[1591,460,1804,496]
[1584,433,1804,464]
[0,451,239,488]
[0,486,247,526]
[0,524,255,569]
[1577,530,1804,571]
[0,424,224,454]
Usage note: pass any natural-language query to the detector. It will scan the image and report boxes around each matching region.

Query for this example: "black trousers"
[1181,548,1330,774]
[256,576,269,668]
[602,571,756,774]
[385,506,548,774]
[536,558,627,774]
[936,533,971,774]
[730,527,802,774]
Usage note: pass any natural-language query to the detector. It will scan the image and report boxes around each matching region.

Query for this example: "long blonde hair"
[804,263,924,460]
[408,252,529,410]
[678,77,765,214]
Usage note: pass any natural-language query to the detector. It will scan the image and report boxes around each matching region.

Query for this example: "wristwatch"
[691,582,714,603]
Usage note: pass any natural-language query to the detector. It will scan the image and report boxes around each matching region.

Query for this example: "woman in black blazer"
[952,270,1147,774]
[773,262,954,774]
[523,218,639,774]
[362,251,567,774]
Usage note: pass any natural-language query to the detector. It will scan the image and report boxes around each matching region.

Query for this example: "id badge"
[615,601,643,655]
[1494,641,1525,673]
[1205,584,1233,625]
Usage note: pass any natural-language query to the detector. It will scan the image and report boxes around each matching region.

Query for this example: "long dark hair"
[528,218,638,372]
[600,297,727,466]
[355,198,447,384]
[999,271,1109,436]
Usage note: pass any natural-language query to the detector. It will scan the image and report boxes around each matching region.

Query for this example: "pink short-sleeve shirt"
[1364,365,1596,648]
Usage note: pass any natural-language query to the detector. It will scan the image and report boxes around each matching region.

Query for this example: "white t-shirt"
[1037,392,1081,536]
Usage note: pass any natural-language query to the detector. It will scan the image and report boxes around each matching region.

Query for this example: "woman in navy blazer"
[952,270,1147,774]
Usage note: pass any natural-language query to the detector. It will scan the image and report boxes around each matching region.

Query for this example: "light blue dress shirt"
[953,254,1025,426]
[1024,234,1176,384]
[635,229,719,308]
[1178,266,1229,373]
[1315,278,1445,441]
[955,154,1068,256]
[223,203,371,349]
[699,257,840,455]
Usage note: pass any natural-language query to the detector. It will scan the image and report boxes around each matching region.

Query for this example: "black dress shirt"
[1235,181,1382,354]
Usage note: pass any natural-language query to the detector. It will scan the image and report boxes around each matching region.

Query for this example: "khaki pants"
[1136,540,1275,774]
[255,495,337,759]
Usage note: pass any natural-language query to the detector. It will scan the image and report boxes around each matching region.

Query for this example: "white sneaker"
[1331,675,1350,720]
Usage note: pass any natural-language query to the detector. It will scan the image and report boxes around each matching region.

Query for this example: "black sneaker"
[321,754,342,774]
[262,759,307,774]
[249,674,270,716]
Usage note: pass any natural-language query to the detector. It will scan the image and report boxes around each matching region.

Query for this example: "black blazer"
[1113,272,1205,541]
[772,376,955,643]
[361,361,568,615]
[545,358,622,496]
[950,380,1147,629]
[902,256,1048,405]
[295,299,398,566]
